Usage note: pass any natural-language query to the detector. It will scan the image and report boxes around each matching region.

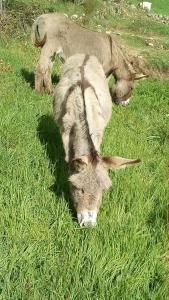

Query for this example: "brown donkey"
[32,13,147,105]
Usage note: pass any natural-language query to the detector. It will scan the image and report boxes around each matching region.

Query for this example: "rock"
[144,11,169,23]
[71,14,78,19]
[139,2,152,12]
[145,40,154,47]
[148,43,154,47]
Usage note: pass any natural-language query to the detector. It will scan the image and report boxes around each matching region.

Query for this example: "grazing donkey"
[32,13,147,105]
[53,54,140,226]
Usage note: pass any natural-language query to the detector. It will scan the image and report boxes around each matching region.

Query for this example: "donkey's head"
[69,155,140,227]
[112,74,148,106]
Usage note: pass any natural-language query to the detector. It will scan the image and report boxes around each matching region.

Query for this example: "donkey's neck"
[114,58,133,81]
[108,38,134,81]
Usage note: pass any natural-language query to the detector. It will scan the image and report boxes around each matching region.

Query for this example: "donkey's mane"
[106,35,135,81]
[63,55,101,164]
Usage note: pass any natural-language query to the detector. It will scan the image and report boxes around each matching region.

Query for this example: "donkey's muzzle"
[77,211,97,227]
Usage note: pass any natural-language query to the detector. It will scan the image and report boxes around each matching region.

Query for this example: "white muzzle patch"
[120,98,130,107]
[77,211,97,227]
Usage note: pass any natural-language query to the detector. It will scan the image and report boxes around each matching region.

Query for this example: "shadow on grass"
[21,68,35,89]
[37,114,76,219]
[21,68,60,89]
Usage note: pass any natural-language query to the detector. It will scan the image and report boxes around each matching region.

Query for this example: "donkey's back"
[53,54,112,163]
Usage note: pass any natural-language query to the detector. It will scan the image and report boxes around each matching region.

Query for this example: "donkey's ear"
[134,73,148,81]
[102,156,141,170]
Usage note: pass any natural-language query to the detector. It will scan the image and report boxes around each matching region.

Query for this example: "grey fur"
[53,54,140,226]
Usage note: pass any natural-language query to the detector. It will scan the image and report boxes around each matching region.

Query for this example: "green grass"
[105,15,169,37]
[0,1,169,299]
[130,0,169,15]
[121,34,146,48]
[144,50,169,72]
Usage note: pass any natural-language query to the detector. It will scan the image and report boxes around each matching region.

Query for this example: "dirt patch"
[114,38,169,80]
[128,53,169,79]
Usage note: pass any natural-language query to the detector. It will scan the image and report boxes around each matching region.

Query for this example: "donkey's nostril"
[88,211,93,218]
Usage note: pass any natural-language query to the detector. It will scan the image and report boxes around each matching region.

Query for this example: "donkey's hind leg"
[35,63,44,93]
[35,43,58,94]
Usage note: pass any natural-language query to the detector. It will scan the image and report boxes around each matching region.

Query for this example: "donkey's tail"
[31,17,47,48]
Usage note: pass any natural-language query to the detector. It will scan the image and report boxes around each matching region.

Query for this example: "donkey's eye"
[81,189,84,194]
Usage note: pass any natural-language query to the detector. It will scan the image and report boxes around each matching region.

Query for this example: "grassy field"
[0,1,169,299]
[130,0,169,15]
